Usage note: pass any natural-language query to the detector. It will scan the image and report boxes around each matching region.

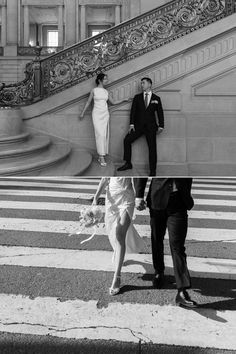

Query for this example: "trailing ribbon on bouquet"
[68,206,104,243]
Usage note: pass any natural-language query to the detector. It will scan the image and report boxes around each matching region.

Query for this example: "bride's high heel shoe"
[109,275,121,296]
[98,156,107,167]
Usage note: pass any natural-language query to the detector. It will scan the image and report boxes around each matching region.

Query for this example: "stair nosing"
[0,132,30,144]
[0,146,72,176]
[0,138,51,159]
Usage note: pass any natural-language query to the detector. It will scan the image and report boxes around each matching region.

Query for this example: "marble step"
[34,149,93,176]
[0,144,72,176]
[0,136,51,159]
[0,132,30,145]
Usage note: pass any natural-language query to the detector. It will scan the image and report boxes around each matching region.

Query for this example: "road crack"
[0,321,152,343]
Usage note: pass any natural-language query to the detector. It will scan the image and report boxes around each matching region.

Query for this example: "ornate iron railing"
[17,46,64,57]
[0,0,235,106]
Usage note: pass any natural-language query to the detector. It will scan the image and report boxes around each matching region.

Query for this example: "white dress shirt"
[144,90,152,107]
[130,91,152,128]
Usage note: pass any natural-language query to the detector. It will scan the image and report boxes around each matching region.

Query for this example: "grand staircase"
[1,0,236,176]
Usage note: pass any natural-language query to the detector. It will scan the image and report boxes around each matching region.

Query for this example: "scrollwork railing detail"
[0,0,235,106]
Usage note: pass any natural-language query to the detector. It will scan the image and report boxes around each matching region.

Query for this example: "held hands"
[135,199,146,211]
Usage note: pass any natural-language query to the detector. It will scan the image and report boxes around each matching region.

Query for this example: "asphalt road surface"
[0,177,235,353]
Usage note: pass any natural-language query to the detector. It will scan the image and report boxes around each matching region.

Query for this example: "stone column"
[115,5,121,25]
[5,0,18,55]
[75,2,79,42]
[23,5,30,46]
[80,5,86,41]
[38,24,43,46]
[1,5,7,46]
[58,5,64,46]
[121,0,129,21]
[65,0,76,47]
[130,0,141,18]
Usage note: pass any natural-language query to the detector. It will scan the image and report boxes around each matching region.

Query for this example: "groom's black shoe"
[152,273,164,289]
[175,290,198,308]
[117,162,133,171]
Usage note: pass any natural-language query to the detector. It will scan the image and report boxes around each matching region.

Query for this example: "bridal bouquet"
[80,206,103,227]
[68,206,104,244]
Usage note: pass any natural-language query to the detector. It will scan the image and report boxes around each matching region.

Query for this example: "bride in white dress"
[93,177,145,295]
[80,73,130,167]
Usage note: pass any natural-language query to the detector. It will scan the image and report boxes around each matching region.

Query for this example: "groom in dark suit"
[117,77,164,176]
[134,178,198,308]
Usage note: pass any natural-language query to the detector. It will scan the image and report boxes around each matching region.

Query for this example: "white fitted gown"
[105,178,145,253]
[92,87,109,155]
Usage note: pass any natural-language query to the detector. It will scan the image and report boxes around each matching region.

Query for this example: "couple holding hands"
[93,177,198,309]
[80,74,164,175]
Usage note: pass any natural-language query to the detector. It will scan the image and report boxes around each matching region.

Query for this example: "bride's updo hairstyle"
[96,73,106,86]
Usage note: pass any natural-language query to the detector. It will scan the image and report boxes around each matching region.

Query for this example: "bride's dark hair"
[95,73,106,86]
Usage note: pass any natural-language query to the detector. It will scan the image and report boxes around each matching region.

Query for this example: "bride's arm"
[92,178,109,205]
[108,92,131,105]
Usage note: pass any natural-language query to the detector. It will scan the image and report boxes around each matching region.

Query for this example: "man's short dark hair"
[141,77,152,85]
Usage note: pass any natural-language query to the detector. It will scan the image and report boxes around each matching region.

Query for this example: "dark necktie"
[144,93,149,108]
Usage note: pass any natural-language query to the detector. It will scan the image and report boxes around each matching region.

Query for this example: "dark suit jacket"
[134,178,194,211]
[130,93,164,131]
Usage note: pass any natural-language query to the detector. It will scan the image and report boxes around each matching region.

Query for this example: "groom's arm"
[155,95,164,129]
[133,178,148,198]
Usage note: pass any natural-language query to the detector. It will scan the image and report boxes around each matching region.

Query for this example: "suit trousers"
[123,128,157,172]
[149,192,191,290]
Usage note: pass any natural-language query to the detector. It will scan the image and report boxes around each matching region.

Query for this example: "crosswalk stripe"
[194,198,236,206]
[0,181,101,190]
[1,181,236,190]
[194,178,236,184]
[1,201,236,220]
[194,183,236,189]
[0,245,235,279]
[1,188,236,199]
[0,217,235,242]
[0,293,235,350]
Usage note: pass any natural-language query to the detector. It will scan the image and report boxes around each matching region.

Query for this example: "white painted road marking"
[0,245,235,279]
[0,217,236,242]
[0,294,235,350]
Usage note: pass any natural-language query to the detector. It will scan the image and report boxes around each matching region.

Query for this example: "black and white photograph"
[0,0,236,353]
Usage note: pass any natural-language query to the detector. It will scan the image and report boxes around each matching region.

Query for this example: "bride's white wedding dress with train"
[105,177,145,254]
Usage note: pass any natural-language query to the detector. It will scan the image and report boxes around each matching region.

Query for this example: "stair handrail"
[0,0,235,107]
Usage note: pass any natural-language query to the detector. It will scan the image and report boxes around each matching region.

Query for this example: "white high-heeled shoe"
[98,156,107,167]
[109,275,121,296]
